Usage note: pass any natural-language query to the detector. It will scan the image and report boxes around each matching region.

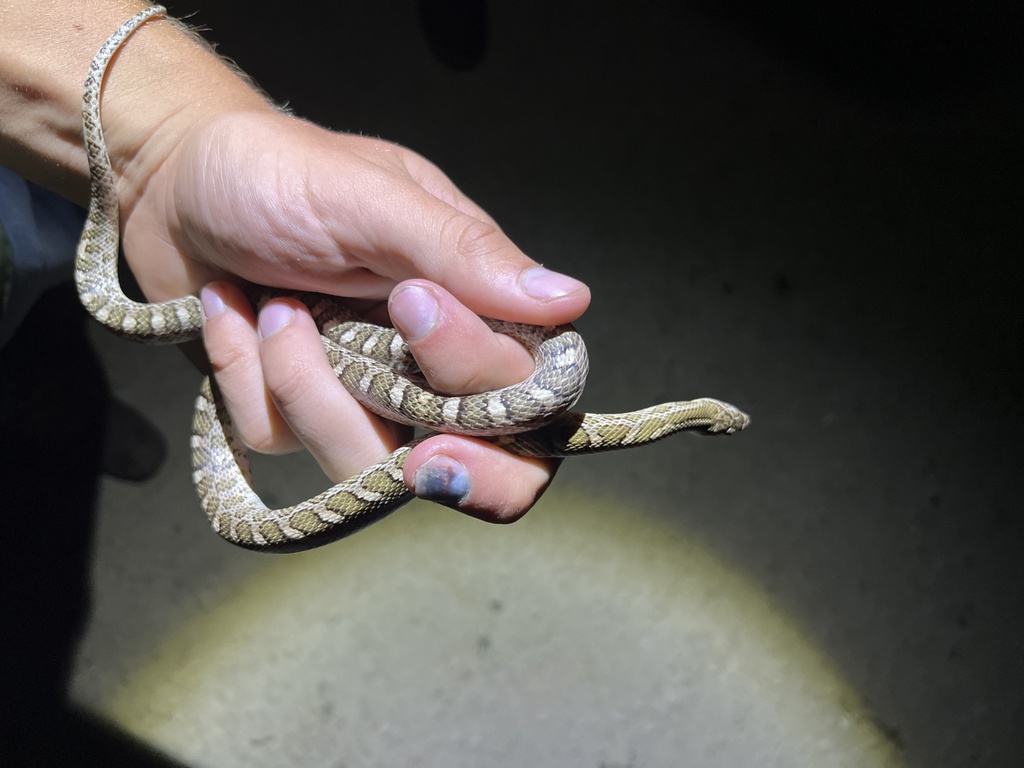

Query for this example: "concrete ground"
[21,3,1024,767]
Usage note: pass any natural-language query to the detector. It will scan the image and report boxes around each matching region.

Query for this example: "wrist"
[0,2,272,210]
[95,9,275,223]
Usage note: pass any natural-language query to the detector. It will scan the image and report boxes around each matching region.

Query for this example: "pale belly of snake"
[75,7,750,553]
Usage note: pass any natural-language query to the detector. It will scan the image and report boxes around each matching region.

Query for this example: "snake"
[75,6,750,553]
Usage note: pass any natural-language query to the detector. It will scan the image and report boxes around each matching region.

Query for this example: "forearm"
[0,0,270,207]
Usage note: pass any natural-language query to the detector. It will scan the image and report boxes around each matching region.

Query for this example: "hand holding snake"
[77,7,748,552]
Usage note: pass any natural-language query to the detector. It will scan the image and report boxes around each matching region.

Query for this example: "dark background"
[3,1,1021,766]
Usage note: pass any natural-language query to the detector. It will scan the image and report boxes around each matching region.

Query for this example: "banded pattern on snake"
[76,7,749,552]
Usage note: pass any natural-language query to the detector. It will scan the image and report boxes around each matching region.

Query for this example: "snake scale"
[76,6,749,553]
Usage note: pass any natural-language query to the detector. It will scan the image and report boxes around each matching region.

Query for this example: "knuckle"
[233,380,302,457]
[454,368,499,396]
[242,427,284,456]
[244,425,302,456]
[264,355,316,411]
[219,378,299,457]
[205,325,256,379]
[441,214,504,264]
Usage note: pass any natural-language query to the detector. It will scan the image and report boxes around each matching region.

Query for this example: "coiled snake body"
[76,7,749,553]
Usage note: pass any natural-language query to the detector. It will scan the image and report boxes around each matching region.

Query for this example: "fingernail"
[389,285,439,342]
[520,266,586,301]
[257,303,295,339]
[200,286,225,321]
[414,454,470,506]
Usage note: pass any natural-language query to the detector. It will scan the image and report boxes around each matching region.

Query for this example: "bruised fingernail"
[389,285,439,341]
[200,286,225,321]
[414,454,470,506]
[257,303,295,339]
[521,266,586,301]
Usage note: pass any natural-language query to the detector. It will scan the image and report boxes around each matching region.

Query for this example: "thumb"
[389,201,591,325]
[302,133,591,325]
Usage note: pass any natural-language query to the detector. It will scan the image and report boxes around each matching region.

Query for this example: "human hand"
[125,111,591,522]
[0,3,589,522]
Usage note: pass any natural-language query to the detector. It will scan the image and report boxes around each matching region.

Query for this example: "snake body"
[77,7,749,553]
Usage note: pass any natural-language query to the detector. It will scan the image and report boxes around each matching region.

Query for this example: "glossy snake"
[76,6,749,552]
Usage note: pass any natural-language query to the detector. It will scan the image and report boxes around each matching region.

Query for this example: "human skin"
[0,0,591,522]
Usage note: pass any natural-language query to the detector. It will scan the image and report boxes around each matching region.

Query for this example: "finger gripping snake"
[76,7,750,553]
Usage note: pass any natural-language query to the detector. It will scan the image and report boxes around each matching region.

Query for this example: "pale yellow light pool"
[104,489,902,767]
